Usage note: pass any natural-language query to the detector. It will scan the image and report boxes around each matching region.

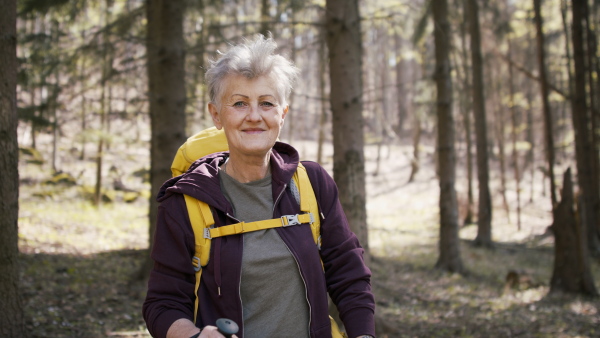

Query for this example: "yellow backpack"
[171,127,346,338]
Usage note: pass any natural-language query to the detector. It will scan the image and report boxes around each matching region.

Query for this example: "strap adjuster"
[192,256,202,272]
[203,228,212,239]
[282,214,300,226]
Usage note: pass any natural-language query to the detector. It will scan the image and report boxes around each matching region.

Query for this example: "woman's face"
[209,74,288,159]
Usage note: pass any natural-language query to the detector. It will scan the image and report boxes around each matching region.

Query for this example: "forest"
[1,0,600,336]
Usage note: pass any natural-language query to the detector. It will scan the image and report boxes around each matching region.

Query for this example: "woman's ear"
[281,105,289,126]
[208,102,222,129]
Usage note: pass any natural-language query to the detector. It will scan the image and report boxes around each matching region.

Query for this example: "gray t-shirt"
[219,167,310,337]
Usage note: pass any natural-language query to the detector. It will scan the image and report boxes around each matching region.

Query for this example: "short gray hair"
[205,34,300,106]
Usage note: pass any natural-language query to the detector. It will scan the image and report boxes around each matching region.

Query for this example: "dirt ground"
[17,134,600,337]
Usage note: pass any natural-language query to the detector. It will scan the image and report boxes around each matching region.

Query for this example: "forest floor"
[17,133,600,338]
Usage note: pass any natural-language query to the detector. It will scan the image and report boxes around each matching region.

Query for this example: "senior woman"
[143,35,375,338]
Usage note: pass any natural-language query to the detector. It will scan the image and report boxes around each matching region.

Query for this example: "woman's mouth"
[243,129,265,134]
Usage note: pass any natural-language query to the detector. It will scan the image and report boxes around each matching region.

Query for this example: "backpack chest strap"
[204,213,315,239]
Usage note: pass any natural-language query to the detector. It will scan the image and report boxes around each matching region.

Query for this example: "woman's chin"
[234,144,273,157]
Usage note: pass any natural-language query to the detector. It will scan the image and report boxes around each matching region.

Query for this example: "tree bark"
[394,30,407,135]
[140,0,187,279]
[593,2,600,252]
[79,55,87,161]
[550,169,598,296]
[468,0,493,247]
[570,0,600,256]
[260,0,271,37]
[492,75,510,222]
[325,0,369,256]
[433,0,464,273]
[508,37,522,230]
[582,0,600,256]
[375,30,390,177]
[459,0,474,225]
[533,0,558,208]
[526,89,536,203]
[317,25,328,165]
[408,114,421,183]
[0,0,26,335]
[94,0,113,206]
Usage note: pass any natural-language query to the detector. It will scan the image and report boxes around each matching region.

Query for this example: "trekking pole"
[216,318,239,338]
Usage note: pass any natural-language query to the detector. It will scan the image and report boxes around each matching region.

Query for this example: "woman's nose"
[245,105,263,121]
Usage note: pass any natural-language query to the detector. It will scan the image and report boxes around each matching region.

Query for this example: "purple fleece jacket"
[142,142,375,338]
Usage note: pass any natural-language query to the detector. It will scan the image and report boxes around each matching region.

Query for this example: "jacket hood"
[157,141,300,211]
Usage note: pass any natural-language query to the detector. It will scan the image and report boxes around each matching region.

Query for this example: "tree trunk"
[0,0,26,334]
[550,169,598,296]
[571,0,600,256]
[394,30,407,136]
[325,0,369,257]
[140,0,188,279]
[582,0,600,256]
[560,0,575,98]
[533,0,558,209]
[51,77,59,173]
[260,0,270,37]
[408,115,421,183]
[317,26,328,165]
[594,2,600,252]
[286,8,298,144]
[468,0,493,247]
[432,0,464,273]
[375,32,389,177]
[28,17,37,150]
[459,0,474,226]
[496,110,510,222]
[79,56,87,161]
[492,74,510,222]
[51,20,60,173]
[525,86,536,203]
[508,37,522,230]
[94,0,112,206]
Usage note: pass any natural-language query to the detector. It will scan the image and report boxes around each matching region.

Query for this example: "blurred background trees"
[9,0,600,296]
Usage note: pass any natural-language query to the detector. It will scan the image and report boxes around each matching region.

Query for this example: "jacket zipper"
[232,181,302,337]
[272,182,288,213]
[274,182,312,335]
[282,237,312,335]
[225,212,245,337]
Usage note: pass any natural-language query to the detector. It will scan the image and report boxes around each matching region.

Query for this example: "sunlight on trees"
[9,0,600,336]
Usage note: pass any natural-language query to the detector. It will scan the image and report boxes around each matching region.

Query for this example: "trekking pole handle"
[216,318,239,338]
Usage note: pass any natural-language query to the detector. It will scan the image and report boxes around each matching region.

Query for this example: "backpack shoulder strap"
[185,162,322,324]
[294,162,321,248]
[183,194,214,324]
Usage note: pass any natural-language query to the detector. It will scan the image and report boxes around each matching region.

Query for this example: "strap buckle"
[203,228,212,239]
[281,214,300,226]
[192,256,202,272]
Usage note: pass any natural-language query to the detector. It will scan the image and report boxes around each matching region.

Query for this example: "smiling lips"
[243,128,265,134]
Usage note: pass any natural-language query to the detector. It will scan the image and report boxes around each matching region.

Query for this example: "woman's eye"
[260,101,275,107]
[233,101,246,107]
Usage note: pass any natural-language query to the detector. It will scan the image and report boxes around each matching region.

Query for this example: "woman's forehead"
[219,74,283,100]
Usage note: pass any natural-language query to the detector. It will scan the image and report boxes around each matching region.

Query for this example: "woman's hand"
[199,325,238,338]
[166,319,234,338]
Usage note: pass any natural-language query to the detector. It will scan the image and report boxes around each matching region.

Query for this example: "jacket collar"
[158,141,300,212]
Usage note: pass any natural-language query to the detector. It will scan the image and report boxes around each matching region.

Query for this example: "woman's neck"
[224,152,271,183]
